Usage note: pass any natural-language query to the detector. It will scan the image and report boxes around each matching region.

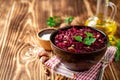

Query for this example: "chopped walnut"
[96,34,100,38]
[71,44,75,47]
[63,41,67,43]
[68,46,74,51]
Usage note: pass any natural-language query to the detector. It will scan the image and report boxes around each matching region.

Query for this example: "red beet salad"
[54,26,107,53]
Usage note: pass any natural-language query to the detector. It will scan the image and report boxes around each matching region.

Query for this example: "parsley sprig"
[84,37,96,45]
[84,32,96,45]
[47,16,74,27]
[115,40,120,61]
[108,35,120,61]
[85,32,93,37]
[47,16,61,27]
[74,32,96,46]
[64,16,74,24]
[74,36,82,42]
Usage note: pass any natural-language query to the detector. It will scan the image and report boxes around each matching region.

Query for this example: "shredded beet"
[54,26,107,53]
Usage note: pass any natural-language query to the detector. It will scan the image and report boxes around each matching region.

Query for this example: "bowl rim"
[50,25,109,55]
[37,28,56,41]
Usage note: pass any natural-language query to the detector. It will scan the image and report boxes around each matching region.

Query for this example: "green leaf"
[112,36,115,41]
[107,42,111,47]
[84,37,96,45]
[74,36,82,42]
[64,16,74,24]
[115,40,120,61]
[69,16,74,22]
[115,51,120,61]
[116,40,120,49]
[54,16,61,23]
[64,18,69,24]
[89,38,96,43]
[53,16,57,18]
[84,37,91,45]
[85,32,93,37]
[46,16,61,27]
[49,17,53,21]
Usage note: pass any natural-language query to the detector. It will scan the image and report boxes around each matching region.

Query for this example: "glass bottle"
[85,0,117,41]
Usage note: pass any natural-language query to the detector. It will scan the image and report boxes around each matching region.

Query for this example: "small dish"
[37,28,56,50]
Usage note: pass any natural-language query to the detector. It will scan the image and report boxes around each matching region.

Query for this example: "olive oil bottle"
[85,0,117,42]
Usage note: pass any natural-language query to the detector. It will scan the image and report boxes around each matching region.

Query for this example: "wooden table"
[0,0,120,80]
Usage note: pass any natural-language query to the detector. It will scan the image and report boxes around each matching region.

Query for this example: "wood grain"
[0,0,120,80]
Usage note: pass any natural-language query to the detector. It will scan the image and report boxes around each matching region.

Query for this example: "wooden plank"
[0,0,120,80]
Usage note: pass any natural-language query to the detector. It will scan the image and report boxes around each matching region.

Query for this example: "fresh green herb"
[108,35,120,61]
[115,50,120,61]
[84,32,96,45]
[84,37,96,45]
[47,16,61,27]
[74,36,82,42]
[115,40,120,61]
[109,35,115,42]
[64,16,74,24]
[85,32,93,37]
[107,42,111,47]
[112,36,115,41]
[74,32,96,46]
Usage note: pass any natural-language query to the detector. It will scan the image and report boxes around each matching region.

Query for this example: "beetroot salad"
[54,26,107,53]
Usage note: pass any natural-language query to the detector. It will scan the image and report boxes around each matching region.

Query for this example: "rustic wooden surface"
[0,0,120,80]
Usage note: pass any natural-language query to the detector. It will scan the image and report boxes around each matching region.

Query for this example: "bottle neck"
[96,0,108,22]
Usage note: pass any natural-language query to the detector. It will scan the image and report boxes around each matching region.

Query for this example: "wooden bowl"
[50,26,109,71]
[38,28,56,50]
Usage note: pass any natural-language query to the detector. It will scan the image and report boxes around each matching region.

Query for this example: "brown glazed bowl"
[38,28,56,50]
[50,26,108,71]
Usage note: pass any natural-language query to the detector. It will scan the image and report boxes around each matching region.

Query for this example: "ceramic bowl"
[38,28,56,50]
[50,26,108,71]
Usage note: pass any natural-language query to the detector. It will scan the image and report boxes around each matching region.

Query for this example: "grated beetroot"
[54,26,107,53]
